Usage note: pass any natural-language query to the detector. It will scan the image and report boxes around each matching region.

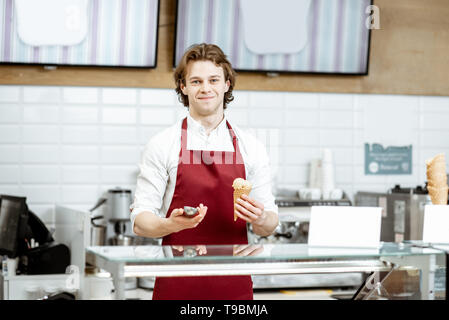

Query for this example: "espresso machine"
[355,184,433,242]
[90,188,134,246]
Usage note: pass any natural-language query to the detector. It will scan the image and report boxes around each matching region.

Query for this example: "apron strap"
[180,117,242,164]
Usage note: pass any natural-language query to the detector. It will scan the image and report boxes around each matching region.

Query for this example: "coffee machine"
[90,188,134,246]
[355,184,433,242]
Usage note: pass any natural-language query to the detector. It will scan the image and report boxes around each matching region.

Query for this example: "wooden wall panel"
[0,0,448,96]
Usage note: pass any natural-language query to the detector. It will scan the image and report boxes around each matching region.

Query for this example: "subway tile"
[102,107,137,124]
[282,128,319,146]
[384,165,421,186]
[231,91,250,108]
[420,131,449,148]
[26,204,55,223]
[284,92,319,109]
[0,126,20,143]
[62,165,99,183]
[226,108,249,127]
[420,96,449,112]
[266,146,281,167]
[283,146,320,165]
[319,93,353,110]
[335,165,353,184]
[0,166,20,183]
[100,165,139,184]
[140,107,175,125]
[0,86,20,102]
[22,165,59,183]
[23,86,61,103]
[319,110,353,128]
[140,88,177,106]
[363,94,419,111]
[0,145,20,163]
[353,165,388,184]
[100,146,140,164]
[420,113,449,130]
[353,94,369,111]
[419,148,449,167]
[353,147,365,165]
[175,107,189,121]
[61,185,100,203]
[0,104,21,123]
[0,185,22,196]
[353,129,365,147]
[140,126,167,145]
[319,129,354,147]
[280,165,308,185]
[102,88,137,105]
[246,128,282,148]
[249,91,284,108]
[62,106,99,124]
[22,146,59,163]
[23,105,59,123]
[249,109,284,127]
[62,126,100,144]
[61,146,99,164]
[21,185,60,203]
[62,87,99,104]
[22,125,59,143]
[354,111,363,129]
[285,109,319,127]
[321,147,354,165]
[101,126,139,144]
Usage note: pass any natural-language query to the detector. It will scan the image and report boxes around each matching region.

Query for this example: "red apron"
[152,117,253,300]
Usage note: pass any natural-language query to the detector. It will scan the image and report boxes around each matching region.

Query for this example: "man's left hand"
[234,194,267,226]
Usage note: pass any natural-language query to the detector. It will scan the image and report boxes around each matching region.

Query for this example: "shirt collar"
[186,113,228,137]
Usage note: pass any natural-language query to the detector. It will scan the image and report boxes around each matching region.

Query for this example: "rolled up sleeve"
[246,139,278,215]
[130,137,169,234]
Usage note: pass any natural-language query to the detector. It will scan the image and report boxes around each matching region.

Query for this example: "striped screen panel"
[0,0,159,67]
[175,0,371,74]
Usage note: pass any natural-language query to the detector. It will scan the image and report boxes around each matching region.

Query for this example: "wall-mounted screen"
[0,0,160,68]
[174,0,372,75]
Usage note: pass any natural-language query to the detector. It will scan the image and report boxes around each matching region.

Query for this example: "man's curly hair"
[174,43,236,109]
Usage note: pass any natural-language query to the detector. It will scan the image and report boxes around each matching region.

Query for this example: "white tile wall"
[0,85,449,224]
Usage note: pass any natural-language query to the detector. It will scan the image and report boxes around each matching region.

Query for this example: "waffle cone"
[427,185,449,205]
[428,175,447,186]
[427,163,446,175]
[233,188,251,221]
[426,153,445,166]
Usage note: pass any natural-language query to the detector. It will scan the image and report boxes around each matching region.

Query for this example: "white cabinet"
[1,274,76,300]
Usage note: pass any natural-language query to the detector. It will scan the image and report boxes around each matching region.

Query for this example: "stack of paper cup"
[308,159,322,189]
[321,148,335,199]
[426,153,448,205]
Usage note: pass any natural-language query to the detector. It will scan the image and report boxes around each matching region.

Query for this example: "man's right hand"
[168,203,208,233]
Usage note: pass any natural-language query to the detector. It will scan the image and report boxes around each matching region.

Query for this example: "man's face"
[181,60,230,116]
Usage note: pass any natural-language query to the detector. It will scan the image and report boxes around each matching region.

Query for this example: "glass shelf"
[86,242,444,264]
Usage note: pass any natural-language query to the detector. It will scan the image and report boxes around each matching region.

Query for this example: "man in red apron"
[132,44,279,300]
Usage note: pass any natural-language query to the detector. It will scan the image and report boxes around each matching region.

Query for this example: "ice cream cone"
[232,178,252,221]
[425,153,448,205]
[428,175,447,186]
[426,153,445,166]
[427,185,449,205]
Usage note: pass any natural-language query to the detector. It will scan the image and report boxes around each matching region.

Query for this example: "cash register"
[0,195,70,275]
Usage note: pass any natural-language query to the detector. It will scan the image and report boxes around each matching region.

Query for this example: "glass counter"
[85,242,446,300]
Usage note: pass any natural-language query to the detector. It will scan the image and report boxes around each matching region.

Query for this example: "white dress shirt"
[130,114,278,234]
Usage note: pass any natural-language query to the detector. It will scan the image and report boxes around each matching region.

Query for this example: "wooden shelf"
[1,0,448,96]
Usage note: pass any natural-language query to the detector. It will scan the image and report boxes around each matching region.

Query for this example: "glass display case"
[86,242,446,300]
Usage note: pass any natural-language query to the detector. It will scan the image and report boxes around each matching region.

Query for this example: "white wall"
[0,84,448,224]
